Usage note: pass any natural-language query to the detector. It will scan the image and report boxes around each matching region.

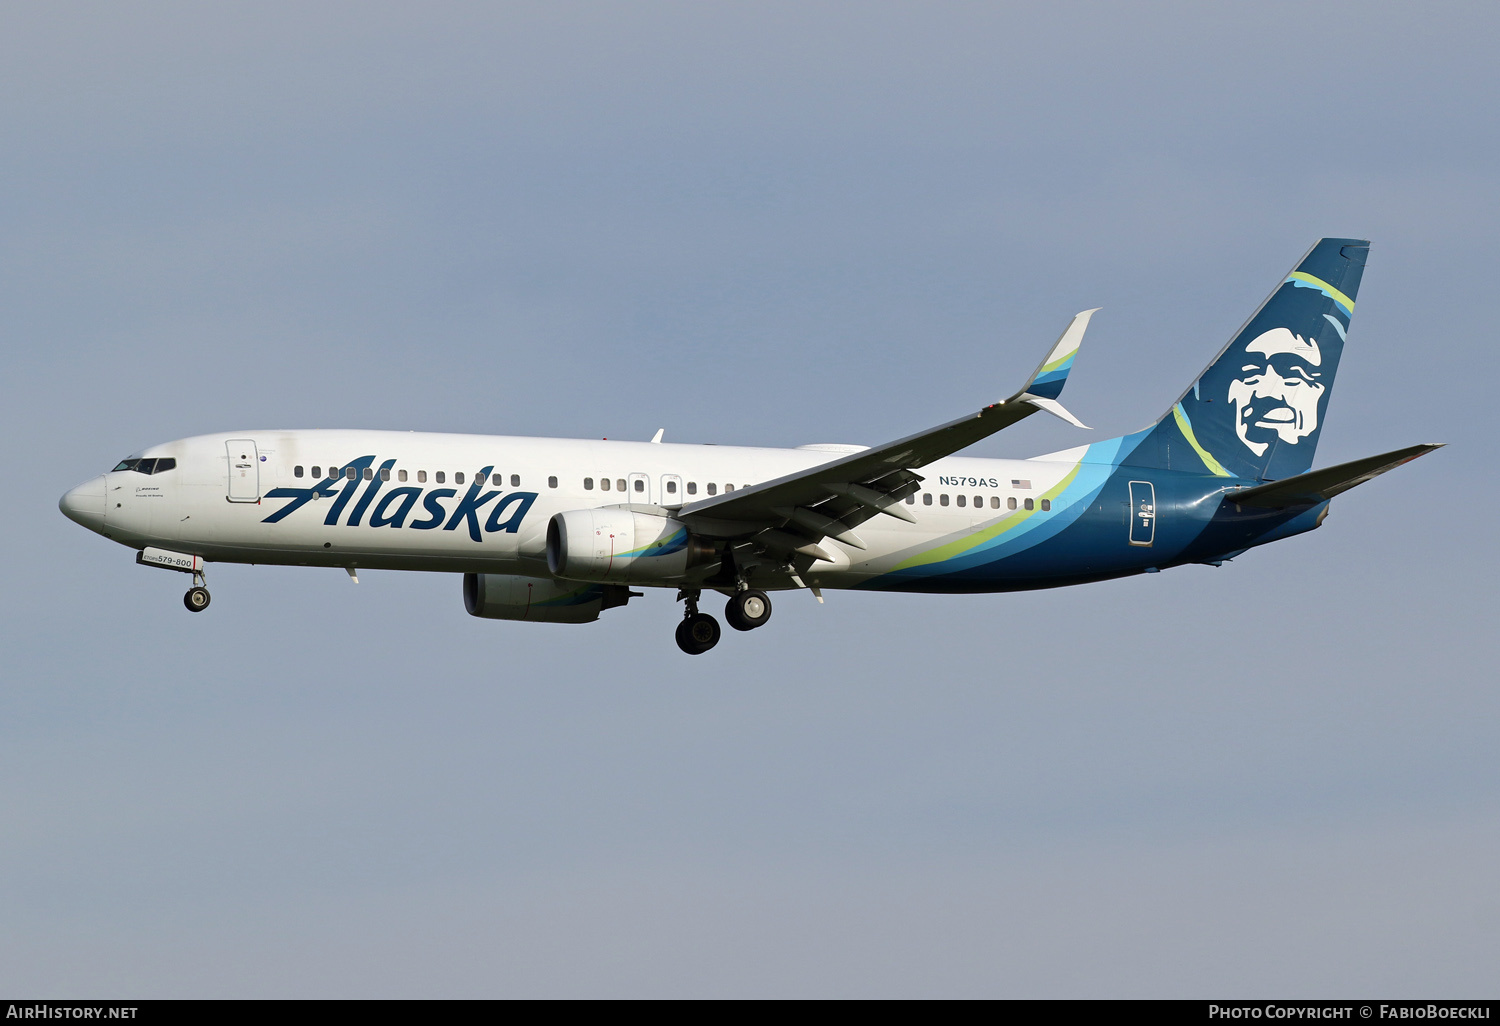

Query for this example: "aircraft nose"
[60,476,107,532]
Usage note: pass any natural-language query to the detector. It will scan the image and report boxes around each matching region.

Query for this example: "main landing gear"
[184,571,211,613]
[674,587,773,654]
[675,589,720,655]
[725,589,771,632]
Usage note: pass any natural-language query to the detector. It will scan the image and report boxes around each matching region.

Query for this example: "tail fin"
[1122,238,1369,481]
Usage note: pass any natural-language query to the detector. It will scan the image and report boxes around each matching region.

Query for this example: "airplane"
[59,238,1440,654]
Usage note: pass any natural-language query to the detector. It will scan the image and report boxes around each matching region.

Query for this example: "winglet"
[1006,308,1097,428]
[1020,394,1090,429]
[1015,308,1097,402]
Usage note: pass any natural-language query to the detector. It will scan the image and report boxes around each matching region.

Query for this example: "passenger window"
[687,482,697,495]
[725,484,734,493]
[974,495,982,508]
[990,496,1000,509]
[512,475,521,487]
[311,465,321,478]
[347,468,358,480]
[455,472,465,485]
[616,479,625,491]
[549,476,559,489]
[584,477,594,490]
[1024,498,1034,510]
[956,494,966,507]
[435,471,445,484]
[1008,497,1017,510]
[922,493,932,506]
[906,495,915,504]
[363,468,374,481]
[600,478,611,491]
[1040,499,1051,511]
[666,480,677,494]
[707,483,718,496]
[633,479,644,493]
[492,474,502,486]
[399,470,408,483]
[417,471,427,483]
[380,468,390,482]
[294,465,304,478]
[940,494,949,506]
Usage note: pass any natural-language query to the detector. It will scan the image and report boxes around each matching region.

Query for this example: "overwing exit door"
[226,439,261,502]
[628,472,651,504]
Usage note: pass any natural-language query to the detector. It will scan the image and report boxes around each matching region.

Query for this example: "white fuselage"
[71,429,1079,589]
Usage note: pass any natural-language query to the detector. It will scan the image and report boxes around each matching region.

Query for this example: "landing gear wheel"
[675,612,721,654]
[725,590,772,631]
[184,586,211,612]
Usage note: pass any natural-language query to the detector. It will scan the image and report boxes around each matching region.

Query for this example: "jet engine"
[463,573,633,624]
[546,508,714,584]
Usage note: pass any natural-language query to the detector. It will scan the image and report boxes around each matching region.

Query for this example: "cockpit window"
[111,457,176,475]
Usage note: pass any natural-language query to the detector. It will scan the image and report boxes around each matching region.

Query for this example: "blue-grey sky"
[3,2,1497,997]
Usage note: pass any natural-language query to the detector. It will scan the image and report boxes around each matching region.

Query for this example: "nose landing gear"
[674,589,721,654]
[184,570,210,613]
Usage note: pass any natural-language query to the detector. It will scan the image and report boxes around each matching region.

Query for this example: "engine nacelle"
[547,507,710,584]
[463,573,632,624]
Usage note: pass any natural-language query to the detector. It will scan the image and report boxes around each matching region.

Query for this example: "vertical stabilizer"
[1122,238,1369,481]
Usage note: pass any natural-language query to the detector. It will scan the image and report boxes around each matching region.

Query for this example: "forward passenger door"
[226,439,260,502]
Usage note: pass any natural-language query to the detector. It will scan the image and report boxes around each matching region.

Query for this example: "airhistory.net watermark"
[5,1007,137,1020]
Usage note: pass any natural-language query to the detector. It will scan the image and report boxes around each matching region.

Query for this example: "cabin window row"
[293,466,553,488]
[292,466,752,498]
[581,478,747,496]
[907,493,1050,511]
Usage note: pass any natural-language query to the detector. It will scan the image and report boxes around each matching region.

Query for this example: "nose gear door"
[226,439,261,502]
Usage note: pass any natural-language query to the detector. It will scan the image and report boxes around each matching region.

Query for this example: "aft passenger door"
[1128,480,1155,546]
[226,439,261,502]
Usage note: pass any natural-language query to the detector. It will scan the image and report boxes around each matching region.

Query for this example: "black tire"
[676,612,721,654]
[184,587,211,612]
[726,590,771,631]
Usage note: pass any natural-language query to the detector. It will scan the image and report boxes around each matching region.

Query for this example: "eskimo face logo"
[1227,327,1326,457]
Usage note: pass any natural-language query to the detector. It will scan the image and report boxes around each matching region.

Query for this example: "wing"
[676,310,1098,573]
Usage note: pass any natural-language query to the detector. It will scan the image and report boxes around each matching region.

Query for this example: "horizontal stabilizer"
[1228,443,1443,508]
